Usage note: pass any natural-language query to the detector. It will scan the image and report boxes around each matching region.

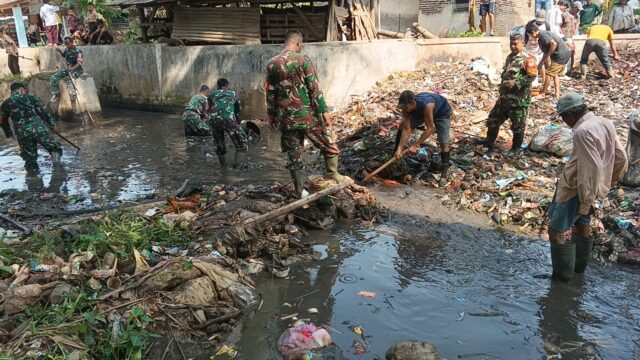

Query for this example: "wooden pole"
[0,213,32,234]
[377,29,404,38]
[411,21,437,39]
[289,1,323,40]
[362,149,408,183]
[242,178,353,226]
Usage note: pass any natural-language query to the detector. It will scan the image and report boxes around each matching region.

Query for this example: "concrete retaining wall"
[36,38,504,117]
[19,34,640,116]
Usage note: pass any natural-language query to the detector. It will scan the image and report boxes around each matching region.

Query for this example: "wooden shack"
[109,0,379,45]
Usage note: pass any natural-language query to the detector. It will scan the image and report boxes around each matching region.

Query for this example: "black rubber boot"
[476,125,499,151]
[289,169,304,198]
[508,133,525,155]
[438,165,449,187]
[573,234,594,274]
[233,151,247,169]
[551,242,576,282]
[217,154,227,167]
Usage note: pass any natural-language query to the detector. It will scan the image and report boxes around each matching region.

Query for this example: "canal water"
[1,111,639,359]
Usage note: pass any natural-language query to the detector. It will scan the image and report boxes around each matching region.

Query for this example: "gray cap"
[572,1,584,10]
[535,10,547,22]
[557,92,585,115]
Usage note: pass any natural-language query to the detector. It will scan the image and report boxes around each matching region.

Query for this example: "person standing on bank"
[1,28,20,75]
[526,22,572,99]
[548,93,627,281]
[39,0,60,46]
[477,33,537,154]
[478,0,497,36]
[266,29,344,197]
[394,90,452,187]
[609,0,636,34]
[580,24,619,79]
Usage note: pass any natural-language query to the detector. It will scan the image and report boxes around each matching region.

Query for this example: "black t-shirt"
[538,30,571,65]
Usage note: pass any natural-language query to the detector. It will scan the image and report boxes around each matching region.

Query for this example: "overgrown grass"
[1,211,193,264]
[0,73,26,84]
[18,293,158,359]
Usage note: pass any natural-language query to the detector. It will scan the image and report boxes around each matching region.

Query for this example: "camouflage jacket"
[266,50,328,129]
[183,94,209,119]
[0,93,55,139]
[63,47,83,72]
[498,52,535,108]
[208,89,241,122]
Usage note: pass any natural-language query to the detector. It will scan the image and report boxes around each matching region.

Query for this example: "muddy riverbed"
[1,111,639,359]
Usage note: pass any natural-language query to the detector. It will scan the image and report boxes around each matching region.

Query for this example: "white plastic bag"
[529,125,574,157]
[277,323,333,360]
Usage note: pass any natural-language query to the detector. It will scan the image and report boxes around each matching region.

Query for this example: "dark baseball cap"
[397,90,416,108]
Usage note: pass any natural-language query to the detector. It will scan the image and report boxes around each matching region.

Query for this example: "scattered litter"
[277,323,332,360]
[357,291,377,298]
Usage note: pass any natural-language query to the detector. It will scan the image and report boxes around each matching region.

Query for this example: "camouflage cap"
[510,32,524,41]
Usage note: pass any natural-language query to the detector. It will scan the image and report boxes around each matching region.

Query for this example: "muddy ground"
[1,111,639,359]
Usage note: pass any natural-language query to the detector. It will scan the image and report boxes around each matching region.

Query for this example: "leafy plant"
[124,26,141,44]
[60,0,124,23]
[458,31,483,38]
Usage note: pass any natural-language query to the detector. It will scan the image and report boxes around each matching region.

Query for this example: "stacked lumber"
[261,4,328,43]
[171,7,260,45]
[350,0,378,41]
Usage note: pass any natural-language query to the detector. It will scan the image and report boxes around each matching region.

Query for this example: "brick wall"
[418,0,533,35]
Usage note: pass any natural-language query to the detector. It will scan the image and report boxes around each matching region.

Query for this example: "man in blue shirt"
[394,90,452,187]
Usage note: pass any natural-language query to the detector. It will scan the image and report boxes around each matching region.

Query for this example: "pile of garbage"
[330,43,640,264]
[0,178,379,357]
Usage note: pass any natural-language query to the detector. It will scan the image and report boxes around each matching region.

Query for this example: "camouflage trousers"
[182,112,212,136]
[17,128,63,167]
[50,69,83,95]
[487,100,528,136]
[281,122,340,170]
[210,117,249,156]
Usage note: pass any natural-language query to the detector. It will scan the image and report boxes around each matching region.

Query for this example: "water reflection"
[240,223,640,359]
[0,109,288,209]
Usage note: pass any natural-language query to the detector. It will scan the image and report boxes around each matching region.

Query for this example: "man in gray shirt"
[527,23,571,99]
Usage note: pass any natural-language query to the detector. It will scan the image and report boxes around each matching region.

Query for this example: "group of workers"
[0,25,631,281]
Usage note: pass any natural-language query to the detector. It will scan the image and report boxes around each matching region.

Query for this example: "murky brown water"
[0,109,288,207]
[1,111,639,359]
[238,219,640,360]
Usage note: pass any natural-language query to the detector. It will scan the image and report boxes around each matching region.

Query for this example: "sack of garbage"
[529,125,574,157]
[622,110,640,186]
[277,322,333,360]
[469,57,500,85]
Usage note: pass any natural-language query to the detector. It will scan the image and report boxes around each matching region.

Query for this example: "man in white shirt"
[39,0,60,46]
[546,0,564,36]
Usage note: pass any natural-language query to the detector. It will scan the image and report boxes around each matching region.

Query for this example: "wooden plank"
[288,1,323,40]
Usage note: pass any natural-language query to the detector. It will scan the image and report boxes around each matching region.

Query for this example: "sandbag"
[277,323,333,360]
[529,125,574,157]
[622,110,640,186]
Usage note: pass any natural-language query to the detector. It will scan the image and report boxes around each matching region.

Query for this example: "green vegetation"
[17,294,158,359]
[458,31,484,38]
[124,26,142,44]
[61,0,124,23]
[1,211,192,267]
[0,73,26,84]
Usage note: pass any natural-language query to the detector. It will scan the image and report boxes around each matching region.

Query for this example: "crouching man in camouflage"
[1,82,62,171]
[208,78,249,168]
[182,85,212,136]
[266,29,344,197]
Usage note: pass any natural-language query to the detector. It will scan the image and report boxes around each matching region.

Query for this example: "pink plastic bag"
[277,323,333,360]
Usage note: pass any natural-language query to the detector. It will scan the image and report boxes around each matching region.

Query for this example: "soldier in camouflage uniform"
[182,85,212,136]
[1,82,62,170]
[208,78,249,168]
[266,29,343,196]
[50,37,83,103]
[478,33,537,153]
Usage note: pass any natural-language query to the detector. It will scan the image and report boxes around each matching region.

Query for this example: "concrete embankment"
[2,34,639,117]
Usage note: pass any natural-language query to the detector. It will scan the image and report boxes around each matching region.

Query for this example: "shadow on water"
[237,215,640,359]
